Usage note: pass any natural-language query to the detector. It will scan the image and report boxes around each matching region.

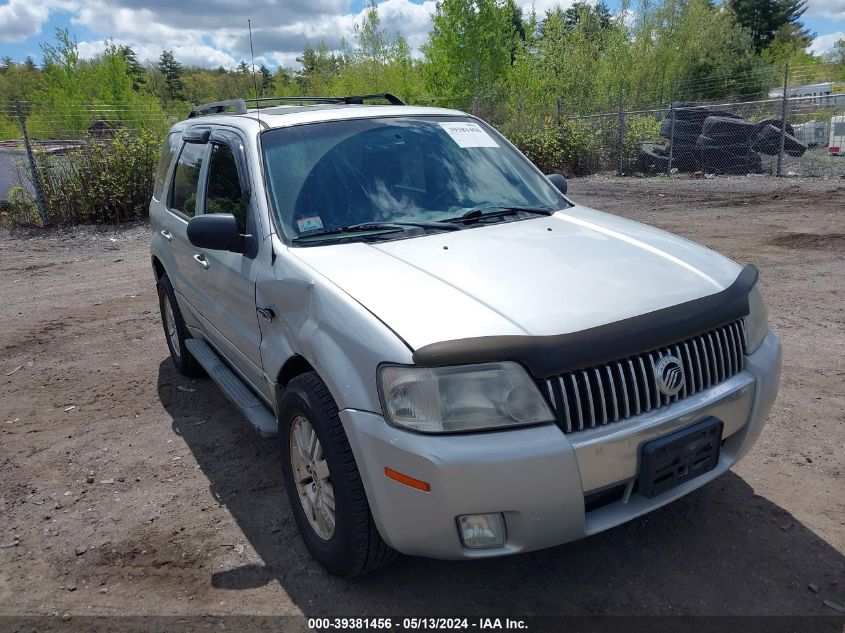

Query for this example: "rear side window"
[205,143,248,233]
[169,142,205,217]
[152,132,180,200]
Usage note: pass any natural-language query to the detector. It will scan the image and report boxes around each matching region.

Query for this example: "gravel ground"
[0,175,843,623]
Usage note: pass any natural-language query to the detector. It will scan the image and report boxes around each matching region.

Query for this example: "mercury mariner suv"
[149,94,781,577]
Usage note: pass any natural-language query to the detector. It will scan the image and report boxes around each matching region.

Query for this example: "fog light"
[457,513,506,549]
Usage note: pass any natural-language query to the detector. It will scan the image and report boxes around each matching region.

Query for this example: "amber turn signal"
[384,467,430,492]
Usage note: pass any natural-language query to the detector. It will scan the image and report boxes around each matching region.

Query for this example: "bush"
[0,185,41,227]
[11,129,160,226]
[504,116,619,176]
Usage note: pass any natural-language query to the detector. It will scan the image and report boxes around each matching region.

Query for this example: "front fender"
[256,236,413,414]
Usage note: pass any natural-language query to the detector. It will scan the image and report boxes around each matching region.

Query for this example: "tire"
[783,133,807,157]
[157,273,203,377]
[694,136,762,173]
[701,116,757,145]
[673,104,740,128]
[639,147,668,172]
[660,119,701,139]
[750,125,781,155]
[755,118,795,137]
[751,125,807,157]
[667,150,698,172]
[279,372,397,578]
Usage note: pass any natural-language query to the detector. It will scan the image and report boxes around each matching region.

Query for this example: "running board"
[185,339,278,438]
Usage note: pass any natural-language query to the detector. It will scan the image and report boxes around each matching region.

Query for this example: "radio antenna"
[248,19,260,123]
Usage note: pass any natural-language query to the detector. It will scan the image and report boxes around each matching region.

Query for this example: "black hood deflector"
[412,264,758,378]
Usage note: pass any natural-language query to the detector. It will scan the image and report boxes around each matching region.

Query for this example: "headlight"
[378,362,555,433]
[745,285,769,354]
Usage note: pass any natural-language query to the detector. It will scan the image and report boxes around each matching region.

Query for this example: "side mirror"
[546,173,568,196]
[187,214,244,253]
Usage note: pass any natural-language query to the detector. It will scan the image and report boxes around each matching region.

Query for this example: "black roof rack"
[188,99,247,118]
[188,93,406,119]
[246,93,406,106]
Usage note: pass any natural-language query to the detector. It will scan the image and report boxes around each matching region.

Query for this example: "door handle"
[160,230,172,241]
[256,307,275,322]
[193,253,209,269]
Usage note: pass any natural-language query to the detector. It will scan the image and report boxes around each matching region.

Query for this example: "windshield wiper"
[291,220,461,244]
[445,205,553,224]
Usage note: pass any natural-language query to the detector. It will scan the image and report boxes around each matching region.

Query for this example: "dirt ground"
[0,175,843,622]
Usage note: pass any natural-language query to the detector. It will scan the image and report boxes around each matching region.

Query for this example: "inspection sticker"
[297,215,324,232]
[439,122,499,148]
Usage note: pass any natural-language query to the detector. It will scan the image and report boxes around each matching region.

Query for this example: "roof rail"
[245,93,407,107]
[188,99,248,118]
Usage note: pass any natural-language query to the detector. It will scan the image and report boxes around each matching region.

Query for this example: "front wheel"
[279,372,396,577]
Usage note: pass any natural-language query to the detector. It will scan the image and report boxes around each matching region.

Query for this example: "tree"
[421,0,520,110]
[118,46,145,91]
[157,50,183,101]
[730,0,813,53]
[259,64,273,95]
[560,1,611,32]
[296,42,343,94]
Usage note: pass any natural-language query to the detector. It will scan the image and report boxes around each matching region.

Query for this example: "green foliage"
[25,30,169,140]
[0,185,41,228]
[730,0,813,53]
[2,0,839,226]
[331,1,427,101]
[421,0,520,111]
[15,130,161,226]
[158,50,184,101]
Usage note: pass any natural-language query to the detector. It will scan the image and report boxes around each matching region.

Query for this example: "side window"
[169,142,205,217]
[152,132,180,200]
[205,143,248,234]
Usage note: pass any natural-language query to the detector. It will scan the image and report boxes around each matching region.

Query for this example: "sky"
[0,0,843,72]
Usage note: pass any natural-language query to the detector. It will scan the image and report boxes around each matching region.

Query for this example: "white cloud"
[805,0,845,20]
[43,0,437,69]
[809,31,845,56]
[0,0,51,43]
[76,38,238,67]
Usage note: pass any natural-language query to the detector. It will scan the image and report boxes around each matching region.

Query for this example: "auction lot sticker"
[439,122,499,148]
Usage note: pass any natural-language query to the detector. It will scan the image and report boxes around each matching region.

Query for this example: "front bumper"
[340,331,781,559]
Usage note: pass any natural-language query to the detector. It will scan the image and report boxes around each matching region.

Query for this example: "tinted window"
[205,143,248,233]
[834,122,845,136]
[169,142,205,217]
[261,116,565,240]
[152,132,180,200]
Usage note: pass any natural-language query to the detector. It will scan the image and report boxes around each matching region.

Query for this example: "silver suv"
[149,94,781,577]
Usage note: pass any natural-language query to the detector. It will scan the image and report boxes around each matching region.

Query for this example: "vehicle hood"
[291,204,743,351]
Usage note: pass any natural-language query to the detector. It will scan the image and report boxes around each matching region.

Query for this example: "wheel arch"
[151,255,166,281]
[277,354,316,389]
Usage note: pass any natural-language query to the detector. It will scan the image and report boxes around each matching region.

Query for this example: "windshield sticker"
[297,216,324,233]
[439,122,499,148]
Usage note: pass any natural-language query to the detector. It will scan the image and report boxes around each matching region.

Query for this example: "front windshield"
[261,116,567,242]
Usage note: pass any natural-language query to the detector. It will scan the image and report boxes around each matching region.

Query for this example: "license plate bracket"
[638,417,724,498]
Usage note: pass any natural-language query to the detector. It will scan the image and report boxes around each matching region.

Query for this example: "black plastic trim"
[412,264,759,378]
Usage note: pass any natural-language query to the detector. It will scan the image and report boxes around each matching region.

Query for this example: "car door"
[188,129,268,398]
[162,131,210,322]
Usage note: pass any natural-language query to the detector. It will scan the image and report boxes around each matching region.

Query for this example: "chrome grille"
[542,320,747,434]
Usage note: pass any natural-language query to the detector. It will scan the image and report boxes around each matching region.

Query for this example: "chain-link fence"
[1,100,169,225]
[2,91,843,223]
[565,93,845,178]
